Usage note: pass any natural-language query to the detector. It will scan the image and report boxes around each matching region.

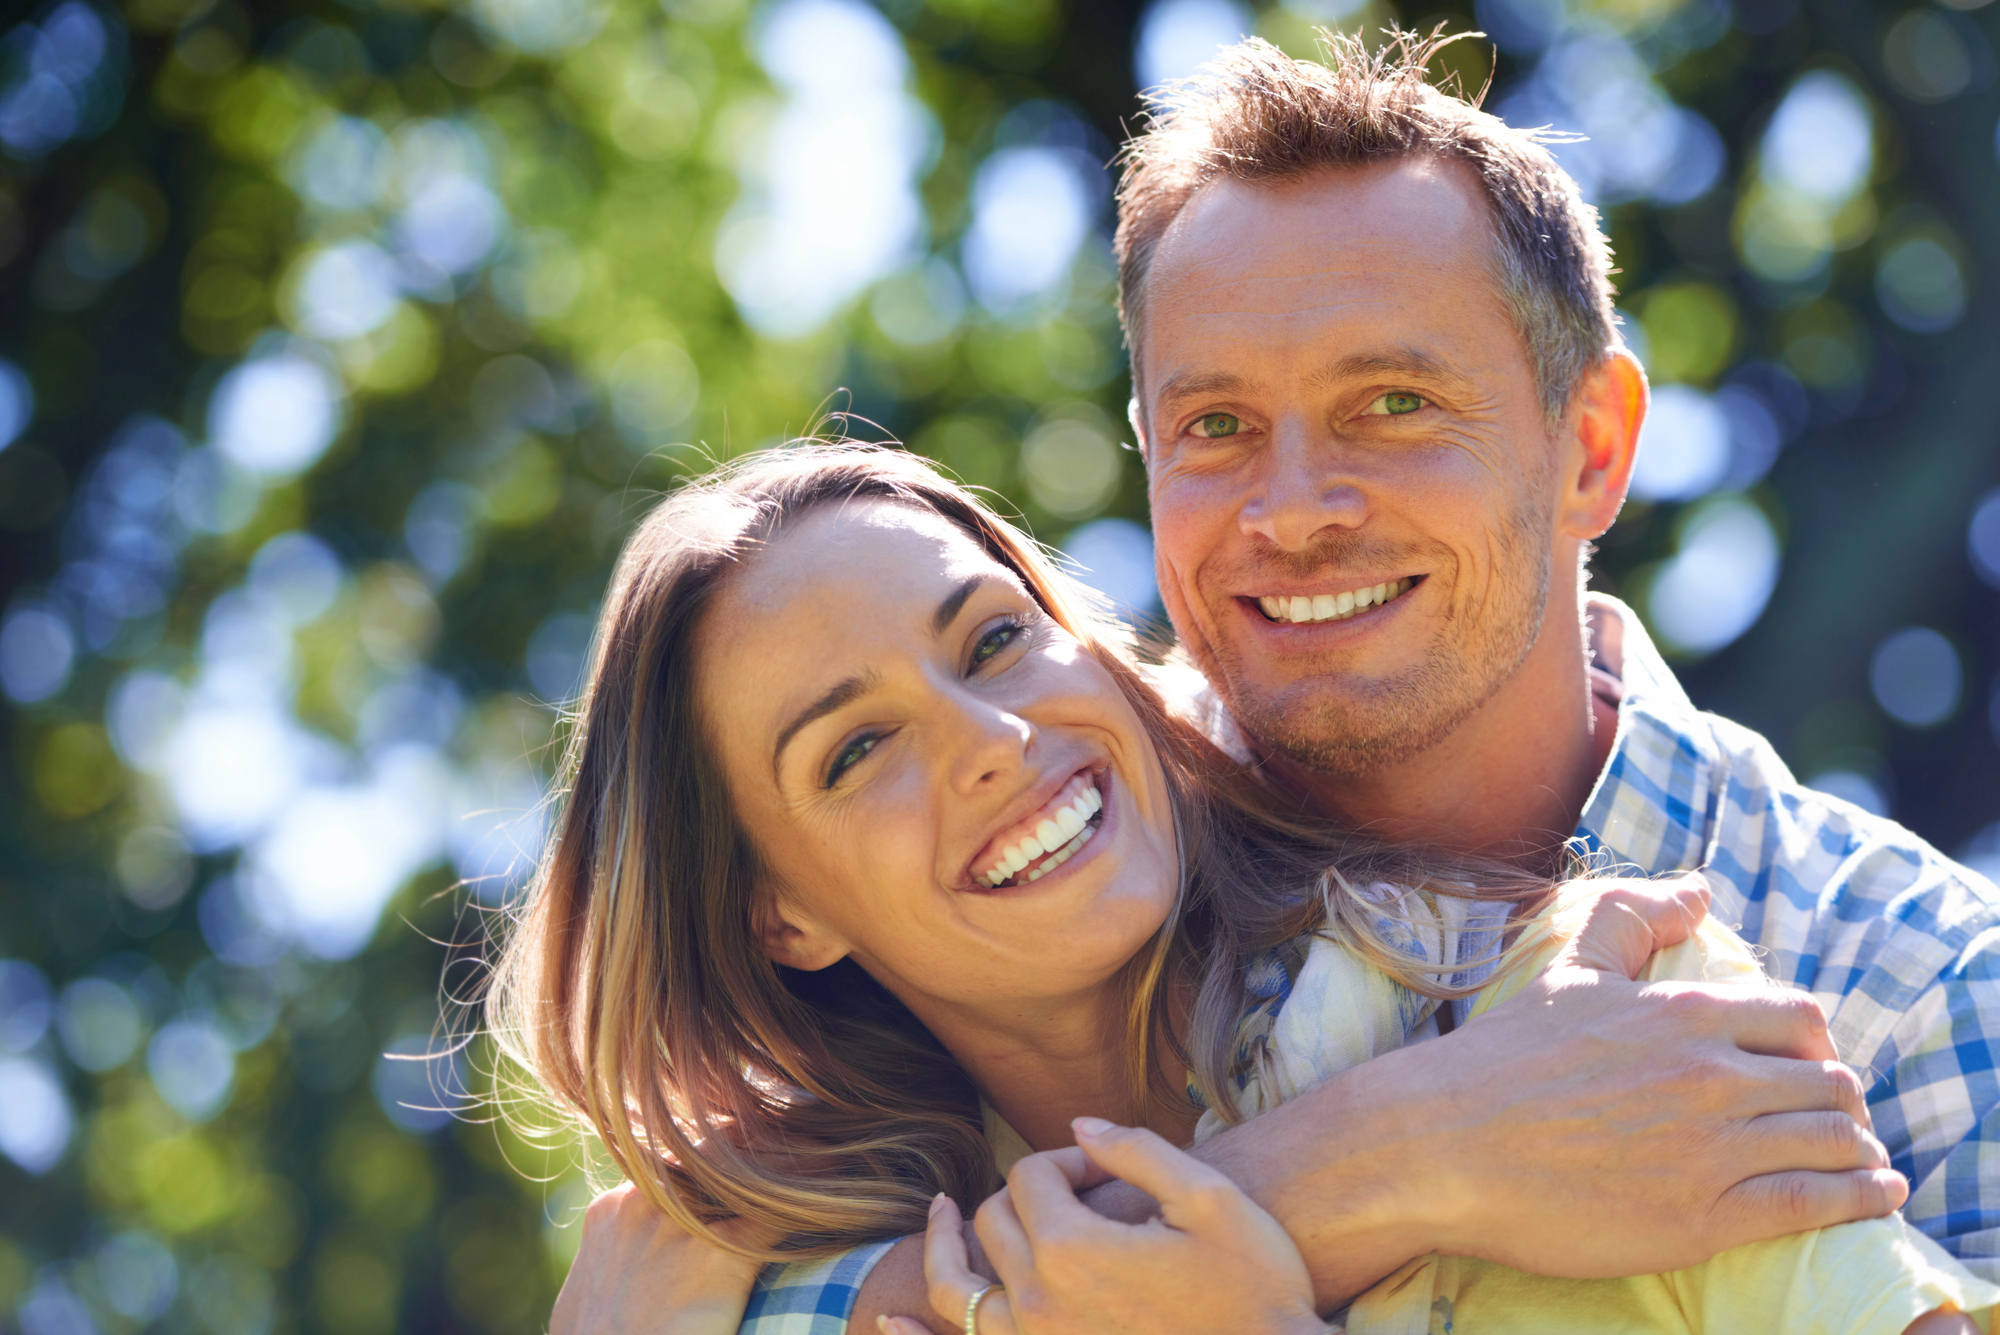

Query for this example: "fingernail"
[877,1318,890,1333]
[929,1193,948,1217]
[1073,1116,1113,1138]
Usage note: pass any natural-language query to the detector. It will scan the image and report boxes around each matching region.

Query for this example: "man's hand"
[550,1183,770,1335]
[1076,874,1905,1310]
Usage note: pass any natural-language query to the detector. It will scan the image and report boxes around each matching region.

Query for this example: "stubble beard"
[1209,507,1554,780]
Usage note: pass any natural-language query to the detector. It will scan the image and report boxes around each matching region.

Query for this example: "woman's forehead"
[728,500,1006,613]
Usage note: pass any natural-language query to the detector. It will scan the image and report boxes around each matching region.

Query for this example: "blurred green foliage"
[0,0,1996,1331]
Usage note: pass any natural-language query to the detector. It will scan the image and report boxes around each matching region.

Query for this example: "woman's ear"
[750,885,849,972]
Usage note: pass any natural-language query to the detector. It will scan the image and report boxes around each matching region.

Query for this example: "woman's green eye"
[825,734,879,787]
[971,621,1020,668]
[1369,392,1425,417]
[1197,413,1241,438]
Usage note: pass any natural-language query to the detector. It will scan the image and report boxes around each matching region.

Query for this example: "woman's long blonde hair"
[485,444,1551,1260]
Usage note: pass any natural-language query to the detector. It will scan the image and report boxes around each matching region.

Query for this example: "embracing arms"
[552,879,1903,1335]
[853,879,1903,1331]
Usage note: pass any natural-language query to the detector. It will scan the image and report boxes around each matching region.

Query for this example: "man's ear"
[1558,348,1647,542]
[750,884,848,972]
[1127,395,1151,462]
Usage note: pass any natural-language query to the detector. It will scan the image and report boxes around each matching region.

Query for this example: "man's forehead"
[1137,160,1505,399]
[1152,158,1490,294]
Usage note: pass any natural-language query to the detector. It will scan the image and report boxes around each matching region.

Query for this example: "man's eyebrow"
[773,673,876,777]
[1316,348,1478,394]
[1154,368,1251,406]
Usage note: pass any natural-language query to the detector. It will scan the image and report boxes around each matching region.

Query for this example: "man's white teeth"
[1258,578,1415,625]
[981,783,1103,887]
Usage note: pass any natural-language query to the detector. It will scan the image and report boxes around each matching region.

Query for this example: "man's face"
[1137,158,1568,777]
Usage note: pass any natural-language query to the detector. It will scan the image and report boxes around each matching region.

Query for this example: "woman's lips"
[967,768,1107,890]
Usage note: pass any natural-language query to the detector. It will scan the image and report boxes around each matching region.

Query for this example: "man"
[567,31,2000,1334]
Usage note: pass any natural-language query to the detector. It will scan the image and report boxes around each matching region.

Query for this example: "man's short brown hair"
[1114,30,1620,428]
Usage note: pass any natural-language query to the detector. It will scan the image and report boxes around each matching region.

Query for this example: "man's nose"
[1237,424,1369,551]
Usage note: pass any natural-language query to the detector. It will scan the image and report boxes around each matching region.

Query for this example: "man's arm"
[852,882,1904,1328]
[1097,883,1904,1311]
[1170,963,1899,1308]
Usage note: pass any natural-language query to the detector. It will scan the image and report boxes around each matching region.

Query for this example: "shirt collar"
[1575,594,1725,876]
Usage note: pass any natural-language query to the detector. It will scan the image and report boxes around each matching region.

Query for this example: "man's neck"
[1260,592,1620,870]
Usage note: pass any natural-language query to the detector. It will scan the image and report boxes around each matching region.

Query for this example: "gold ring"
[963,1282,1001,1335]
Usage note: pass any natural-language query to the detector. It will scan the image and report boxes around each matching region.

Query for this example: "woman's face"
[696,499,1181,1025]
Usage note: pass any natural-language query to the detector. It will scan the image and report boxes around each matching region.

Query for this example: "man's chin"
[1225,676,1483,778]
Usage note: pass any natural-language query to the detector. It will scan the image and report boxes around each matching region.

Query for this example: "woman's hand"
[884,1118,1326,1335]
[551,1182,771,1335]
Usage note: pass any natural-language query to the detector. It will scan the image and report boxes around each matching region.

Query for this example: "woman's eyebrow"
[932,573,994,633]
[769,575,997,777]
[773,672,877,778]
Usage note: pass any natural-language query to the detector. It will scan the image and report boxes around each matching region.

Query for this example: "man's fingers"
[1730,1052,1871,1125]
[1714,1166,1908,1241]
[1739,1109,1890,1172]
[1552,876,1711,979]
[1700,985,1840,1064]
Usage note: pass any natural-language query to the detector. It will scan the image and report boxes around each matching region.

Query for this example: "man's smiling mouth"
[1255,577,1420,625]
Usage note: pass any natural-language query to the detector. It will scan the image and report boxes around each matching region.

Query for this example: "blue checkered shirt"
[739,596,2000,1330]
[1576,597,2000,1277]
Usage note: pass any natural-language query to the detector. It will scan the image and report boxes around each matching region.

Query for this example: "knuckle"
[1821,1060,1864,1109]
[1809,1109,1862,1157]
[1780,989,1830,1034]
[1655,986,1720,1028]
[1184,1179,1234,1214]
[1772,1171,1818,1222]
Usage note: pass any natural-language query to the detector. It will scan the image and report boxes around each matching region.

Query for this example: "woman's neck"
[903,981,1199,1154]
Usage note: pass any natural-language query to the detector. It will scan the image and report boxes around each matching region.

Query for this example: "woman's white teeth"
[1258,578,1414,625]
[981,783,1103,887]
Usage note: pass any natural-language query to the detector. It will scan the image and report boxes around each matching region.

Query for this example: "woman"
[490,444,1990,1334]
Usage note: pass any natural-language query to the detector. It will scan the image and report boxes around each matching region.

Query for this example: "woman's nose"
[946,696,1033,794]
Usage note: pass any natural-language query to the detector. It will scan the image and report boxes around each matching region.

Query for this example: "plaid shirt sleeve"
[739,1240,899,1335]
[1580,596,2000,1279]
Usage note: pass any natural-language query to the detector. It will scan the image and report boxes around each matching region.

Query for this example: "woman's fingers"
[1067,1118,1240,1233]
[968,1123,1322,1335]
[924,1195,1018,1335]
[997,1145,1117,1242]
[922,1195,978,1324]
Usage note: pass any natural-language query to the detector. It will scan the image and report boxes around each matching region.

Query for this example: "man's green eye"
[1369,392,1425,417]
[1197,413,1241,438]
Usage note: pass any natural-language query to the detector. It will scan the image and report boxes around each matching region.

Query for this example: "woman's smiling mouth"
[970,768,1108,889]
